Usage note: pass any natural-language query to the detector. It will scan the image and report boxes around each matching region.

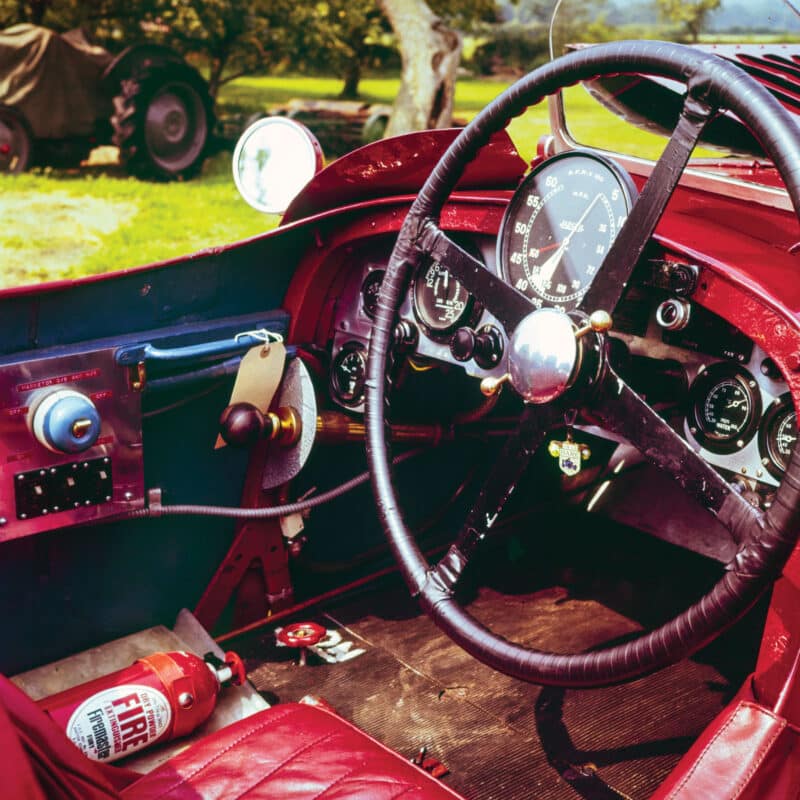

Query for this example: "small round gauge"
[331,342,367,406]
[413,257,473,336]
[497,151,637,311]
[361,269,384,319]
[688,364,761,455]
[760,393,797,478]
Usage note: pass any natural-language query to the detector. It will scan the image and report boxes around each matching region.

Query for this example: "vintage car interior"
[4,5,800,799]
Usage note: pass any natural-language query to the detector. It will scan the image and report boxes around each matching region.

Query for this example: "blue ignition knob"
[31,390,101,454]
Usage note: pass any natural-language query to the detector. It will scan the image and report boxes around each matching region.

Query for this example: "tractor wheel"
[0,106,32,174]
[111,62,214,181]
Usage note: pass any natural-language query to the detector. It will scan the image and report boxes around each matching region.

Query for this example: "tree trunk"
[207,51,229,100]
[379,0,462,136]
[339,60,361,100]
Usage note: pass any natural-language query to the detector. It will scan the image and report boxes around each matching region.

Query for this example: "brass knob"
[480,373,510,397]
[575,310,613,340]
[267,406,301,446]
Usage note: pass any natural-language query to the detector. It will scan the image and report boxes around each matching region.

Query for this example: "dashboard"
[326,150,797,509]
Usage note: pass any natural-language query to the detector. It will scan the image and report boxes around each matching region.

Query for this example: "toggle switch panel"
[14,457,114,520]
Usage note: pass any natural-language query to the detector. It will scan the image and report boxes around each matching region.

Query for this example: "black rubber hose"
[127,447,425,520]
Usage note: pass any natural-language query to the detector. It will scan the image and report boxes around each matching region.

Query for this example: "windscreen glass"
[548,0,800,165]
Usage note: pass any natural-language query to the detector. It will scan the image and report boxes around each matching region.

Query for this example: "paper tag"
[280,512,305,540]
[215,342,286,449]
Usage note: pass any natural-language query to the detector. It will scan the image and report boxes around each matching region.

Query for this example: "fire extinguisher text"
[112,692,149,752]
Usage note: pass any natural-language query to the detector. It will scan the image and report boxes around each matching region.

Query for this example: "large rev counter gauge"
[498,151,636,311]
[688,363,761,455]
[760,394,797,478]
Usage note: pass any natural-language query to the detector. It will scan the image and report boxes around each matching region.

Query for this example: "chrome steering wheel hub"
[508,308,579,404]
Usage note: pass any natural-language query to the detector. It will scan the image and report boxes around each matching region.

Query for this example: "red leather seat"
[0,676,464,800]
[651,679,800,800]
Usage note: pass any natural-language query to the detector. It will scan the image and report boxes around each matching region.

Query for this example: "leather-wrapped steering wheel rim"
[366,41,800,687]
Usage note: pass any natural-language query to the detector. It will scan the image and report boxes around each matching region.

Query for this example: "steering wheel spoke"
[428,404,563,594]
[579,90,716,316]
[591,365,756,540]
[417,220,532,333]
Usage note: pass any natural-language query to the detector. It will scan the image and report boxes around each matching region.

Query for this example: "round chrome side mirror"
[232,117,324,214]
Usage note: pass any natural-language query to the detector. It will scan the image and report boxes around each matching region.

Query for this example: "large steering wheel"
[365,41,800,687]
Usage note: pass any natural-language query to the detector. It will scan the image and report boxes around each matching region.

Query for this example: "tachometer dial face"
[412,238,481,337]
[413,261,470,333]
[760,394,797,477]
[498,151,636,311]
[688,364,761,455]
[331,342,367,406]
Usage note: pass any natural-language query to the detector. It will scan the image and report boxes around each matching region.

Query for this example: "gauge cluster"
[328,255,386,412]
[682,353,794,487]
[325,149,796,494]
[613,300,794,489]
[328,235,508,412]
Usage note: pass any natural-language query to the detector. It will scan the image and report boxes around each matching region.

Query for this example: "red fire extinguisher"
[37,650,246,763]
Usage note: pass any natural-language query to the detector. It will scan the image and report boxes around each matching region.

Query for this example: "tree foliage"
[0,0,501,102]
[655,0,722,42]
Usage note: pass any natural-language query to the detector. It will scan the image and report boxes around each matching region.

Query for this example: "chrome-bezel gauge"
[759,393,797,478]
[688,363,761,455]
[361,268,385,320]
[412,238,482,339]
[331,341,368,407]
[497,150,637,312]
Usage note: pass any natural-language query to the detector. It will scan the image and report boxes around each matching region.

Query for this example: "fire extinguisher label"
[66,684,172,762]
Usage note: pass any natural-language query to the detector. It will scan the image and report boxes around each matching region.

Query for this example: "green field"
[0,77,693,288]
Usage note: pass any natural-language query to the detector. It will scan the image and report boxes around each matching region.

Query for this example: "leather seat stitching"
[310,763,428,800]
[307,760,362,800]
[732,720,787,799]
[665,703,784,799]
[229,730,342,800]
[141,706,299,799]
[384,785,423,800]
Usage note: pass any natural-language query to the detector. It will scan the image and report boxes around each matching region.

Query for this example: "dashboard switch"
[450,325,504,369]
[31,390,101,454]
[450,327,477,362]
[656,298,692,331]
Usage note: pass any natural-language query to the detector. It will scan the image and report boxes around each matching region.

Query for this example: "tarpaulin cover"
[0,24,112,139]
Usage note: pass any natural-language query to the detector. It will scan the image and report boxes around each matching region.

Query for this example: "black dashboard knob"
[450,327,476,362]
[219,402,266,447]
[473,325,504,369]
[450,325,504,369]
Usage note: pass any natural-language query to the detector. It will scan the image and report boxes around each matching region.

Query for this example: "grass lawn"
[0,76,691,288]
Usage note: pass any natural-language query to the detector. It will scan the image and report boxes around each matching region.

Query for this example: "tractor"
[0,24,214,180]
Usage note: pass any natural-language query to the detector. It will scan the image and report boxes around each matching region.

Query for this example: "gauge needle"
[538,193,604,284]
